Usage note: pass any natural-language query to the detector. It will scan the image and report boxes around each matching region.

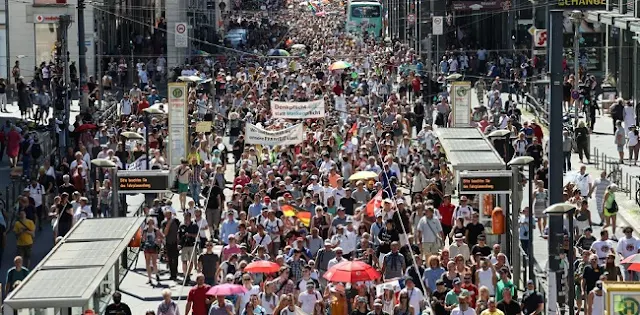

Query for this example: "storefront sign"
[117,171,170,193]
[556,0,606,9]
[33,14,66,24]
[245,124,304,146]
[271,100,325,119]
[450,81,472,127]
[458,171,512,194]
[168,83,188,168]
[452,1,506,10]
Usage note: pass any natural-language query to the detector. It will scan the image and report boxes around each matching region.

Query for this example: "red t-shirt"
[461,283,479,308]
[438,203,455,227]
[187,285,211,315]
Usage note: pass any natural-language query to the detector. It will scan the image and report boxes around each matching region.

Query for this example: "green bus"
[346,0,383,38]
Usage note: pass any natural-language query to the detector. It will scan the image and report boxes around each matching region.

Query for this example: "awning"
[436,127,505,171]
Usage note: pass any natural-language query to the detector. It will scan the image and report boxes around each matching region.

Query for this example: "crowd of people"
[1,1,639,315]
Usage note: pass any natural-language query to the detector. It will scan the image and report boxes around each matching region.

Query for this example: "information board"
[451,81,472,127]
[117,170,170,194]
[458,171,512,194]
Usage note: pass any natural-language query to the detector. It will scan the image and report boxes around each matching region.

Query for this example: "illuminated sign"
[556,0,606,9]
[458,171,512,194]
[117,171,170,193]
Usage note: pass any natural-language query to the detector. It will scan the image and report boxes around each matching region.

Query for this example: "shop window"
[35,23,57,67]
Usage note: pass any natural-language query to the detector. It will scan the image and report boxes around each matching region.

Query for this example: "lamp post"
[571,10,582,125]
[544,203,576,315]
[508,155,535,283]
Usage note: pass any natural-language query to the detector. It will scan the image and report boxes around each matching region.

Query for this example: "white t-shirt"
[238,285,260,308]
[450,307,476,315]
[265,218,283,242]
[629,131,639,147]
[574,173,592,197]
[279,308,296,315]
[591,239,614,260]
[259,293,279,314]
[253,233,272,249]
[73,205,93,221]
[616,236,639,258]
[29,184,44,207]
[298,290,322,314]
[195,217,208,238]
[400,287,425,315]
[453,205,473,225]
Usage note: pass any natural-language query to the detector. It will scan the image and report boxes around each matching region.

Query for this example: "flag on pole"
[281,204,312,227]
[348,122,358,136]
[366,190,383,217]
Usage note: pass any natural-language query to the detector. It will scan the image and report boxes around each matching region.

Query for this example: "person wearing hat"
[453,196,473,226]
[617,226,638,280]
[521,280,543,315]
[445,278,469,313]
[449,233,470,263]
[314,239,335,288]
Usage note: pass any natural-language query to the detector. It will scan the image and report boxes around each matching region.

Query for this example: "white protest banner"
[271,100,325,119]
[245,124,304,146]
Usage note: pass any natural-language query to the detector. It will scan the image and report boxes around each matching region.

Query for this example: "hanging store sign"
[458,171,512,194]
[245,124,304,146]
[450,81,472,127]
[534,29,547,47]
[556,0,606,9]
[167,83,188,168]
[33,14,66,24]
[117,170,170,194]
[271,100,326,119]
[451,1,506,10]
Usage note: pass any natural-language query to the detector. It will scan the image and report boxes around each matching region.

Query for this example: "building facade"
[7,0,94,82]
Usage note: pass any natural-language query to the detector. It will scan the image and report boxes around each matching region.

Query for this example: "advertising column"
[450,81,472,127]
[168,83,188,172]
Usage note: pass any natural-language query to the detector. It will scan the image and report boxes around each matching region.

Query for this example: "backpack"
[31,142,42,159]
[610,103,623,121]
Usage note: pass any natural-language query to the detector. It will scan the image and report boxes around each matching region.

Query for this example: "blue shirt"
[220,219,239,244]
[248,203,264,219]
[287,247,312,259]
[422,267,445,292]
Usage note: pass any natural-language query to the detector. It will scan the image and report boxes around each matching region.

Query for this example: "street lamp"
[544,203,576,315]
[143,107,164,170]
[571,10,583,125]
[507,155,535,283]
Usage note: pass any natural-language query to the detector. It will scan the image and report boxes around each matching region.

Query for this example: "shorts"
[17,245,32,262]
[421,242,441,257]
[181,246,198,263]
[206,208,221,232]
[575,220,590,232]
[618,145,625,152]
[178,183,189,193]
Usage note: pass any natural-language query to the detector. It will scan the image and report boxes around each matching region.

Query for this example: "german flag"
[281,204,312,227]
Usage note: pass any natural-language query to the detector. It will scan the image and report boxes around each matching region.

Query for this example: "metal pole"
[528,165,535,282]
[96,9,103,107]
[568,210,575,315]
[4,0,10,100]
[77,0,86,107]
[145,112,150,170]
[112,168,118,217]
[549,10,564,205]
[572,11,582,124]
[59,15,71,151]
[510,166,521,287]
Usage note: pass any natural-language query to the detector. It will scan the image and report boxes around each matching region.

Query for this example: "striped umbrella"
[328,60,352,70]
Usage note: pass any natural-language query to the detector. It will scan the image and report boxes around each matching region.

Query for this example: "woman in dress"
[6,126,21,168]
[310,206,331,239]
[532,180,549,234]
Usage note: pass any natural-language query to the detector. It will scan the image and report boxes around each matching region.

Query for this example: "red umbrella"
[621,254,640,264]
[323,260,380,283]
[628,263,640,272]
[75,123,97,133]
[245,261,281,273]
[206,284,248,296]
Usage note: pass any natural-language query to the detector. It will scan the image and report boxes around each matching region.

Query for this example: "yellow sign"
[195,121,212,133]
[604,281,640,315]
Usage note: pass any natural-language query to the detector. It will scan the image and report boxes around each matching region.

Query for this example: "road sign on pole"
[534,29,548,47]
[432,16,443,35]
[174,22,188,48]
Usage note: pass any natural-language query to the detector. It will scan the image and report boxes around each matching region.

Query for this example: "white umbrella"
[177,75,203,82]
[149,103,168,113]
[291,44,306,49]
[91,158,117,168]
[445,73,463,80]
[121,131,144,140]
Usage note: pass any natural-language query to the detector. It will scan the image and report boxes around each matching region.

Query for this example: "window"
[34,0,66,4]
[351,6,381,18]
